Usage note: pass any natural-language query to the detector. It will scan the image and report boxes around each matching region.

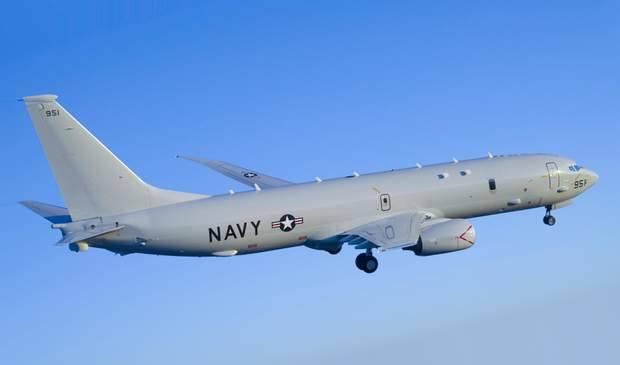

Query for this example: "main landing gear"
[355,251,378,274]
[543,205,556,226]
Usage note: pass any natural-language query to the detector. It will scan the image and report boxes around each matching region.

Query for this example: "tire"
[355,253,367,270]
[546,215,556,226]
[364,256,378,273]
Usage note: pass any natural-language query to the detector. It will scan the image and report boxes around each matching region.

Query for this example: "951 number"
[44,109,60,117]
[574,179,587,189]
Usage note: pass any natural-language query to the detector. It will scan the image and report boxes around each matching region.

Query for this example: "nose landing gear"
[355,251,378,273]
[543,205,556,226]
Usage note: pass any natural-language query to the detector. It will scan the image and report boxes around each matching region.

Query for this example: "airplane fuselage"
[92,154,597,256]
[21,95,599,273]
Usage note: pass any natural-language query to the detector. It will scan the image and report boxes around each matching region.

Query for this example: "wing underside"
[335,212,428,251]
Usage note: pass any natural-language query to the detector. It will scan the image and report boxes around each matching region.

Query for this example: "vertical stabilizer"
[22,95,205,220]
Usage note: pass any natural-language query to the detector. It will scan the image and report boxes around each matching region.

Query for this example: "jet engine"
[68,242,89,253]
[411,219,475,256]
[304,237,343,255]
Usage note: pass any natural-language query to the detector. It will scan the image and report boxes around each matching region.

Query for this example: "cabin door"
[546,162,560,190]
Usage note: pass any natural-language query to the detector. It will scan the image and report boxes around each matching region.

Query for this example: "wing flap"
[339,212,428,250]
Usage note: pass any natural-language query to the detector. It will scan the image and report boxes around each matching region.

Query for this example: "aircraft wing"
[178,155,293,189]
[338,212,427,251]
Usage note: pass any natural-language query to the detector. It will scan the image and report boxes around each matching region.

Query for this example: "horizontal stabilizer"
[178,155,293,189]
[56,224,125,245]
[20,200,72,223]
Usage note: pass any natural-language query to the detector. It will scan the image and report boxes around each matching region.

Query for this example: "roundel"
[271,214,304,232]
[243,172,258,178]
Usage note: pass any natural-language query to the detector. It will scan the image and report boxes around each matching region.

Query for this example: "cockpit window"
[569,164,583,172]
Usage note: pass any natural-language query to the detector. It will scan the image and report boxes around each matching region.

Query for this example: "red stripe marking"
[458,225,475,244]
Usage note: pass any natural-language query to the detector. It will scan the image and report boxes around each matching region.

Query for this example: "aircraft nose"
[588,169,599,185]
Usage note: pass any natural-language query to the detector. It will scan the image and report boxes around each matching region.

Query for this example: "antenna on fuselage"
[254,183,262,191]
[416,162,422,168]
[229,189,235,195]
[487,152,494,159]
[315,176,322,183]
[452,158,459,164]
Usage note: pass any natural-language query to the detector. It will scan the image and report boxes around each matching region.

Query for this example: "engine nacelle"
[68,242,89,253]
[412,219,475,256]
[304,238,343,255]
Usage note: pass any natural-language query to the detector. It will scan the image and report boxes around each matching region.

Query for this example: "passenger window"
[488,178,496,191]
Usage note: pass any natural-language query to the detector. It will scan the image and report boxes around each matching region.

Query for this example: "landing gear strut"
[543,205,556,226]
[355,251,378,273]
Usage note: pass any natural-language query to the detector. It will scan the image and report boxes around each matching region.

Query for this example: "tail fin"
[22,95,205,220]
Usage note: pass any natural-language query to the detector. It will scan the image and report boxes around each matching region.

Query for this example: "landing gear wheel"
[355,253,367,270]
[543,215,556,226]
[543,205,556,226]
[363,256,378,273]
[355,253,378,273]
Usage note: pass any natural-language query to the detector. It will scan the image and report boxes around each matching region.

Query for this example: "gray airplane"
[20,95,598,273]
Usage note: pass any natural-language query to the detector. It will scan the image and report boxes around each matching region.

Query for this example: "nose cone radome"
[581,168,599,186]
[588,169,599,186]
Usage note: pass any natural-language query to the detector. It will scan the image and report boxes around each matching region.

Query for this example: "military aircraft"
[20,95,598,273]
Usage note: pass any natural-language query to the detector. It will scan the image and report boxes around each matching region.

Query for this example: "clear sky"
[1,1,619,364]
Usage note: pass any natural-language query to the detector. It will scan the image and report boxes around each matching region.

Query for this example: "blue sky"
[1,1,619,364]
